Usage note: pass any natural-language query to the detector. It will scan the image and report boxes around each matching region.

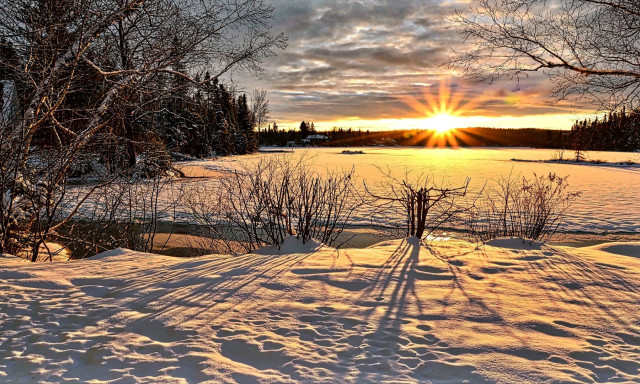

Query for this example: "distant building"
[301,134,329,145]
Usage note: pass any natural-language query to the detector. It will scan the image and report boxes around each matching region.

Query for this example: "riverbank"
[148,224,640,258]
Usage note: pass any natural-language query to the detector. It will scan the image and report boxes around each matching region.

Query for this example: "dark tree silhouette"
[570,108,640,152]
[299,121,310,138]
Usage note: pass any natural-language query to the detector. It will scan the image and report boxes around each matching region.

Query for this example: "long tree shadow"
[429,245,502,317]
[524,245,640,328]
[77,250,314,322]
[1,249,321,383]
[349,238,490,382]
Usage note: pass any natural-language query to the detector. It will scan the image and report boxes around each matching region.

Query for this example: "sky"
[242,0,597,131]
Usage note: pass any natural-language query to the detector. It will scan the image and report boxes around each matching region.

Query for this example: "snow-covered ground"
[1,237,640,383]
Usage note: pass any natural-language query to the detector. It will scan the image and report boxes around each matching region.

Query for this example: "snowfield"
[1,237,640,383]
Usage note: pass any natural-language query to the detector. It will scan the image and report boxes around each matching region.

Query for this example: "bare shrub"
[0,139,118,261]
[551,150,565,161]
[108,175,178,254]
[291,166,360,245]
[465,173,580,242]
[183,155,362,254]
[365,169,469,240]
[51,169,178,259]
[0,137,177,260]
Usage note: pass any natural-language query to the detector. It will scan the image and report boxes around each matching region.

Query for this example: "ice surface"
[174,148,640,234]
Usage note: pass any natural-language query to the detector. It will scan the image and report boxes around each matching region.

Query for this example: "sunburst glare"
[400,78,484,146]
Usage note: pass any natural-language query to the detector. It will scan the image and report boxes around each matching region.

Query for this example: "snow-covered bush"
[465,173,580,242]
[0,147,58,260]
[68,154,110,179]
[133,148,172,179]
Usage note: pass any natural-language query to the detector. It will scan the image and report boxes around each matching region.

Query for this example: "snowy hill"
[1,237,640,383]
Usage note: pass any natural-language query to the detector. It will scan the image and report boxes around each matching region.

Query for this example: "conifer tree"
[299,121,309,138]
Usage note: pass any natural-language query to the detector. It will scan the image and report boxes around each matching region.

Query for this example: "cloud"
[235,0,594,129]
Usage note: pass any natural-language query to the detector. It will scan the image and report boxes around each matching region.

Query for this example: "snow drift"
[1,237,639,383]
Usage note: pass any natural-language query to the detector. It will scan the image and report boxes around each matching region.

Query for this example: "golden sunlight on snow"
[1,238,640,383]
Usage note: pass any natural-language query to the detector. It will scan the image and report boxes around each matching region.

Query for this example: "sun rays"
[400,78,484,147]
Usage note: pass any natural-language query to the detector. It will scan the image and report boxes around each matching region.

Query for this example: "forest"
[570,109,640,152]
[0,0,280,176]
[260,124,570,149]
[262,115,640,151]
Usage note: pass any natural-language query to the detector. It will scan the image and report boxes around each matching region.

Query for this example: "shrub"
[465,172,580,242]
[365,169,469,240]
[183,155,362,254]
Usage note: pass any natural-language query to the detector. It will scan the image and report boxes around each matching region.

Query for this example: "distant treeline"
[260,125,570,149]
[570,109,640,152]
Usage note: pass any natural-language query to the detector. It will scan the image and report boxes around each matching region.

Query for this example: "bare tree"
[0,0,286,259]
[251,89,270,142]
[451,0,640,109]
[365,169,469,240]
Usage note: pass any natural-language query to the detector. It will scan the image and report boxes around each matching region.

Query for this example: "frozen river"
[198,147,640,234]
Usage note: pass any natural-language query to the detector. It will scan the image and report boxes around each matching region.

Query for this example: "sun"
[424,112,464,133]
[419,79,468,133]
[400,78,484,146]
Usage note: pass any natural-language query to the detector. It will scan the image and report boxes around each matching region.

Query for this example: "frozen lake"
[202,147,640,234]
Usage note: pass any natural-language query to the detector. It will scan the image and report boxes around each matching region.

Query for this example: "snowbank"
[0,253,25,262]
[1,237,640,383]
[485,237,544,250]
[583,242,640,258]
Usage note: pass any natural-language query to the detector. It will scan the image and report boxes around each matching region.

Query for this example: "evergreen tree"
[299,121,309,138]
[0,38,17,80]
[213,82,235,156]
[570,109,640,152]
[237,94,257,153]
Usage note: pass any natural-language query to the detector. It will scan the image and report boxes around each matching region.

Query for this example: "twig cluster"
[183,155,362,254]
[464,172,580,242]
[365,169,470,239]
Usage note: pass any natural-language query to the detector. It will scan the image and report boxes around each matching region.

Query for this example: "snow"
[1,237,640,383]
[583,242,640,258]
[0,253,25,262]
[252,236,325,255]
[1,80,17,121]
[91,247,133,260]
[485,237,544,250]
